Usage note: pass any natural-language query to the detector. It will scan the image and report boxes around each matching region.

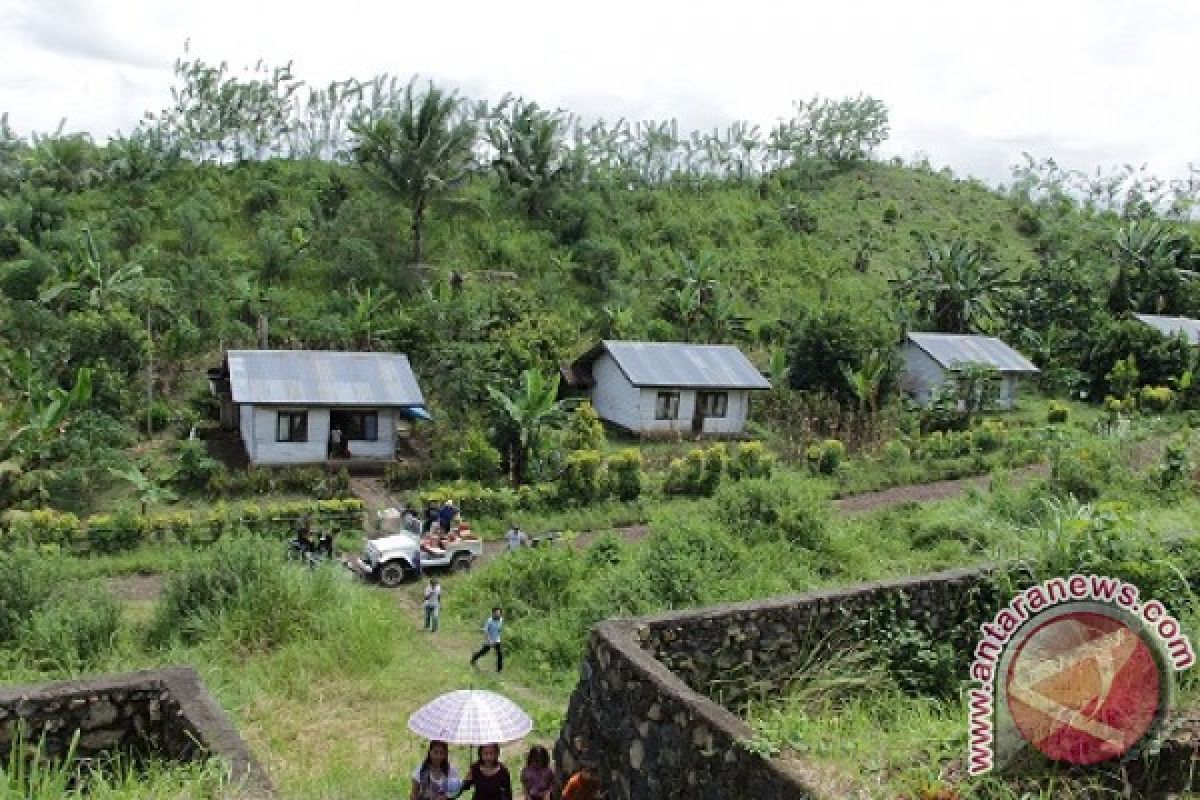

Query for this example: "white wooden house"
[561,341,770,437]
[1134,313,1200,346]
[210,350,430,466]
[901,333,1038,410]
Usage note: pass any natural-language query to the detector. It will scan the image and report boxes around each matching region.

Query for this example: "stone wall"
[555,567,998,800]
[0,666,272,797]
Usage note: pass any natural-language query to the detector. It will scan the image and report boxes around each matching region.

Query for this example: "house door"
[691,395,705,434]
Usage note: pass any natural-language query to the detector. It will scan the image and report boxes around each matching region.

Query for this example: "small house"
[901,333,1038,410]
[1134,313,1200,346]
[561,341,770,437]
[209,350,430,466]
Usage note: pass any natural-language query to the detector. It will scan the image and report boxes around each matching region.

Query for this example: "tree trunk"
[411,200,425,265]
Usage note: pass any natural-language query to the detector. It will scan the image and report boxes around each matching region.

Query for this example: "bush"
[560,450,607,505]
[664,446,727,496]
[416,483,518,520]
[883,440,910,467]
[882,203,899,225]
[1047,401,1069,424]
[176,440,223,492]
[457,428,503,482]
[807,439,845,475]
[971,421,1005,454]
[23,593,121,671]
[729,441,774,480]
[86,506,145,554]
[714,477,831,550]
[1139,385,1175,413]
[1050,442,1121,502]
[277,466,327,494]
[607,449,644,502]
[6,509,82,548]
[0,549,55,644]
[562,402,607,452]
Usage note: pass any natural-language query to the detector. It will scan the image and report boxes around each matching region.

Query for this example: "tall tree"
[486,369,569,485]
[350,80,478,264]
[894,236,1014,333]
[488,99,571,219]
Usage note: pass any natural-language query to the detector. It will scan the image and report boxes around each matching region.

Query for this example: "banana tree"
[486,369,569,485]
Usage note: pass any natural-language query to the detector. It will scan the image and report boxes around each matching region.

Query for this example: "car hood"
[370,533,419,552]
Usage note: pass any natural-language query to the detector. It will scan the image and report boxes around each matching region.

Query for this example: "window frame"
[698,391,729,418]
[276,410,309,443]
[654,391,681,421]
[330,409,379,442]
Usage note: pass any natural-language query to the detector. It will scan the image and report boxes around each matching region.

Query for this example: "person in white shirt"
[505,523,527,552]
[423,578,441,633]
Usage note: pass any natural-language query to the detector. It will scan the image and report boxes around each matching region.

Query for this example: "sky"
[1,0,1197,185]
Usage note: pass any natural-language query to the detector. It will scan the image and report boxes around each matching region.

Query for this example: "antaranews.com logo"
[967,574,1195,775]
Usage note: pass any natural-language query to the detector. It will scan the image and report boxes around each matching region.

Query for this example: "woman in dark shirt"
[457,743,512,800]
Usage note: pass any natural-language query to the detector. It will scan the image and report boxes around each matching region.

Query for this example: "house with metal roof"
[560,341,770,437]
[900,333,1039,410]
[1134,313,1200,346]
[208,350,430,466]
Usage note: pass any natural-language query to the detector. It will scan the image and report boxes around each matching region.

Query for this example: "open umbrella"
[408,690,533,745]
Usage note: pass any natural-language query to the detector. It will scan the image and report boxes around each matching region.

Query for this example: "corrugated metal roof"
[590,341,771,389]
[1134,314,1200,345]
[907,333,1039,373]
[227,350,425,406]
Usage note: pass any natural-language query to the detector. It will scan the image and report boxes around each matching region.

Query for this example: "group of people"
[412,741,601,800]
[290,515,334,560]
[403,499,478,558]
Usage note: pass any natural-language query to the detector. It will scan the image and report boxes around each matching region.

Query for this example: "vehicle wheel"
[378,562,408,587]
[451,553,473,573]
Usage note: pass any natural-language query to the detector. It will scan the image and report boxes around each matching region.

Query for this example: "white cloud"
[0,0,1197,183]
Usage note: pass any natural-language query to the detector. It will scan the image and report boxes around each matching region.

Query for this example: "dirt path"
[833,463,1048,513]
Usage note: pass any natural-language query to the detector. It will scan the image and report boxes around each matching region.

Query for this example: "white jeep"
[346,511,483,587]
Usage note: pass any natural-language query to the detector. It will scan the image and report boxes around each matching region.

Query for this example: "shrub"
[713,477,831,550]
[6,510,82,548]
[243,467,273,494]
[23,593,121,671]
[883,440,910,467]
[1139,385,1175,413]
[882,203,899,225]
[664,446,726,496]
[1047,401,1069,424]
[560,450,607,505]
[86,506,145,554]
[0,549,55,644]
[416,483,518,520]
[1050,442,1121,502]
[562,402,607,452]
[807,439,845,475]
[971,421,1005,454]
[608,448,644,502]
[729,441,774,480]
[278,466,326,494]
[175,439,223,492]
[457,428,502,482]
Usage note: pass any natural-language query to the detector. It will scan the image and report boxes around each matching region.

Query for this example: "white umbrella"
[408,690,533,745]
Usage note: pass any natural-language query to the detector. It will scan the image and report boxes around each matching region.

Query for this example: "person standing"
[519,746,557,800]
[458,743,512,800]
[438,499,458,537]
[329,427,343,459]
[469,607,504,672]
[423,578,441,633]
[505,523,526,552]
[410,740,462,800]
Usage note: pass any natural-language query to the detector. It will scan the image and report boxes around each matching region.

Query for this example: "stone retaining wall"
[0,666,272,797]
[555,567,998,800]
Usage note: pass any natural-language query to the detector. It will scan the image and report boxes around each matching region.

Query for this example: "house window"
[698,391,728,418]
[655,391,680,420]
[276,411,308,442]
[330,410,379,441]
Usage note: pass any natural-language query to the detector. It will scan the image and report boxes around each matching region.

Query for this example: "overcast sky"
[1,0,1197,185]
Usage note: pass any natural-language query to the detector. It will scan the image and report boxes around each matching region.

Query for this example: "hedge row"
[0,498,365,554]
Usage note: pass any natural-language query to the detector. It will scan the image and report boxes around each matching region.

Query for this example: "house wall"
[901,344,1023,411]
[900,342,947,408]
[241,407,398,465]
[589,354,642,431]
[636,387,696,434]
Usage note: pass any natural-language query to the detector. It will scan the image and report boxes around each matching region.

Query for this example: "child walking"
[469,606,504,672]
[423,578,441,633]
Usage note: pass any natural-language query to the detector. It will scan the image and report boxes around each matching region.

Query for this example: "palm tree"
[486,369,569,485]
[840,349,890,414]
[350,79,478,265]
[894,236,1014,333]
[346,283,397,350]
[488,99,571,219]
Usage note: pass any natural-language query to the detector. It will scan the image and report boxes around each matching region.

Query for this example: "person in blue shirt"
[469,607,504,672]
[437,499,458,536]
